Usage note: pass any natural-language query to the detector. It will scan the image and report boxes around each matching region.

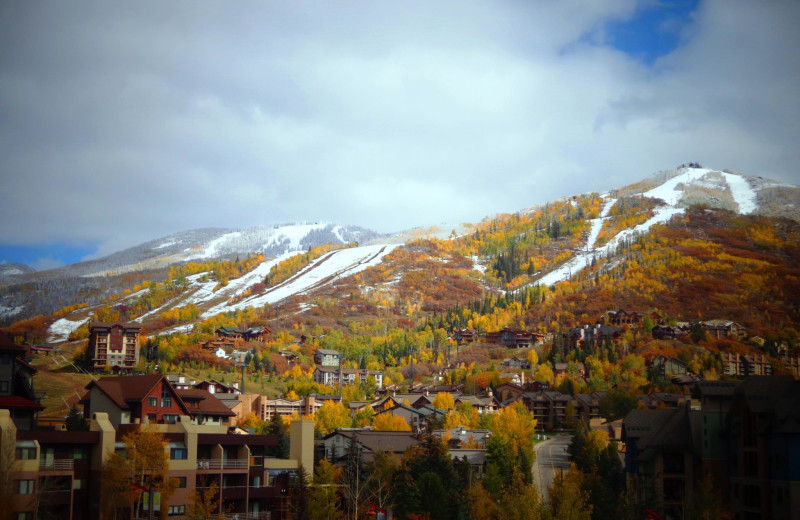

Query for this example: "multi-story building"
[0,339,43,430]
[313,349,343,367]
[89,321,141,372]
[312,366,383,388]
[0,409,314,520]
[623,376,800,520]
[80,374,235,427]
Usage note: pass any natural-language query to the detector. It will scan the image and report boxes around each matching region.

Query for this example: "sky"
[1,0,798,270]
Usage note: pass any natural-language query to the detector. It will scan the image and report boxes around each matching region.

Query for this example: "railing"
[40,459,75,471]
[197,459,248,470]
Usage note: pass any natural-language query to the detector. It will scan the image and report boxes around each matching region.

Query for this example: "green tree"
[598,388,638,421]
[309,459,342,520]
[262,413,290,458]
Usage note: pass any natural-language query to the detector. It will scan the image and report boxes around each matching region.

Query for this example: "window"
[0,381,9,393]
[15,444,36,460]
[17,480,35,494]
[15,513,33,520]
[72,448,86,460]
[163,414,178,424]
[175,477,187,488]
[168,505,185,516]
[148,413,157,423]
[170,446,188,460]
[73,479,84,490]
[161,388,172,408]
[148,397,157,407]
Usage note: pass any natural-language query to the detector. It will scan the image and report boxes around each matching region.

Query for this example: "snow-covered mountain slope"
[86,222,384,277]
[534,166,797,287]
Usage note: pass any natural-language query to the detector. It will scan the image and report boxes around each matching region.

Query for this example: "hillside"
[0,222,384,323]
[3,164,800,416]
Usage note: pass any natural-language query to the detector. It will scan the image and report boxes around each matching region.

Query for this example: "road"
[532,434,573,499]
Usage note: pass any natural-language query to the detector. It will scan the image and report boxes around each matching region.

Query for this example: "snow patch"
[204,244,396,316]
[48,317,90,343]
[0,305,24,318]
[154,241,177,250]
[720,172,758,214]
[642,167,712,206]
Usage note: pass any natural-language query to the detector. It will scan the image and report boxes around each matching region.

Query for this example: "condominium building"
[89,321,141,372]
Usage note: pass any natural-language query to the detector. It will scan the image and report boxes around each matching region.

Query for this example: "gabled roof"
[90,321,141,331]
[176,389,236,417]
[84,374,189,413]
[324,429,419,455]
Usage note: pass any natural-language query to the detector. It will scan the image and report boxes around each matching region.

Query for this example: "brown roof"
[90,321,142,331]
[84,374,189,413]
[177,389,236,417]
[0,395,44,411]
[326,430,419,455]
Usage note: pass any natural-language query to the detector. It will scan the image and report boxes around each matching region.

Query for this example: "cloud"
[0,0,797,259]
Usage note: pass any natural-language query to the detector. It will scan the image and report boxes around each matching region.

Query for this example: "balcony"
[197,459,249,471]
[40,459,75,472]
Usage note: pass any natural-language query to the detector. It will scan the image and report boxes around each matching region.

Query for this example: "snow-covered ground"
[0,304,24,319]
[48,317,90,343]
[720,172,758,214]
[202,244,396,316]
[535,167,760,287]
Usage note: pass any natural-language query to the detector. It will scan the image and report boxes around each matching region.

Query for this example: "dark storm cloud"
[0,0,797,260]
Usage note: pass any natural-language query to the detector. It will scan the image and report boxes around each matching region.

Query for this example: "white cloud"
[0,0,797,257]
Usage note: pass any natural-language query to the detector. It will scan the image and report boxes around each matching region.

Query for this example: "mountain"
[0,222,384,323]
[3,165,799,342]
[0,262,36,277]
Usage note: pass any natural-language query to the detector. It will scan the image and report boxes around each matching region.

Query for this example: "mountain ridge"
[2,165,799,329]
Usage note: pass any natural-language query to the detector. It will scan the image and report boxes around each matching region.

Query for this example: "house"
[195,379,241,395]
[320,429,419,462]
[88,321,141,372]
[651,324,690,340]
[215,326,243,339]
[242,326,272,342]
[701,319,746,339]
[434,427,492,448]
[554,362,586,379]
[501,356,531,370]
[605,309,645,326]
[650,355,689,379]
[373,403,430,432]
[0,339,43,430]
[454,394,500,414]
[314,348,343,367]
[279,350,299,368]
[452,329,479,345]
[312,366,383,388]
[494,382,526,403]
[484,327,542,349]
[566,324,622,350]
[80,374,234,427]
[0,408,315,520]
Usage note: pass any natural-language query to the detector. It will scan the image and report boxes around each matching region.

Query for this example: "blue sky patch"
[605,0,700,65]
[0,243,97,271]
